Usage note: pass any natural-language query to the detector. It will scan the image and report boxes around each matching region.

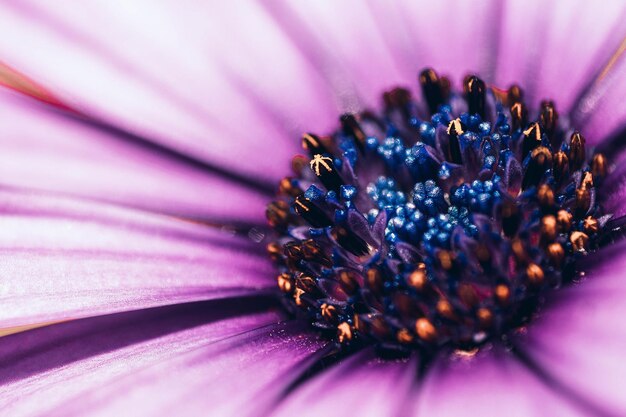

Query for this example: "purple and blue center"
[266,68,612,354]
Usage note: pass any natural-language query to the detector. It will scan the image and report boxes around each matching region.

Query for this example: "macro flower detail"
[0,1,625,416]
[268,69,614,353]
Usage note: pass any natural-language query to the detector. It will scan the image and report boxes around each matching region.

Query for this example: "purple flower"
[0,1,625,416]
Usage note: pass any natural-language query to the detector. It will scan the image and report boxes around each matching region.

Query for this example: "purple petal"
[408,349,587,417]
[601,161,626,218]
[0,1,341,182]
[495,0,626,112]
[0,90,270,222]
[263,1,406,107]
[2,0,622,188]
[18,322,326,417]
[0,188,274,329]
[264,0,502,107]
[270,348,415,417]
[0,301,285,416]
[392,0,502,80]
[518,240,626,416]
[570,42,626,145]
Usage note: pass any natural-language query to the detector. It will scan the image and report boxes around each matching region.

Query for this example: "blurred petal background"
[0,1,624,416]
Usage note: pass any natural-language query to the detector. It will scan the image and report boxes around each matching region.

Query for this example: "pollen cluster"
[266,69,611,353]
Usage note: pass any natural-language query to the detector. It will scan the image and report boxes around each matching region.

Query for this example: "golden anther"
[437,250,454,270]
[301,239,326,261]
[295,274,316,292]
[526,263,544,285]
[293,196,311,213]
[570,231,589,252]
[366,268,383,293]
[294,288,305,306]
[510,101,527,130]
[408,263,428,290]
[580,171,594,191]
[523,147,553,191]
[477,308,493,328]
[511,238,527,262]
[556,210,573,232]
[320,303,337,321]
[583,216,599,234]
[339,270,359,294]
[591,153,608,178]
[353,314,364,332]
[510,102,524,118]
[337,322,353,343]
[521,125,545,164]
[300,239,319,256]
[302,133,322,152]
[265,201,289,227]
[569,132,586,171]
[266,242,282,262]
[540,101,558,137]
[283,242,302,263]
[532,146,553,164]
[397,328,414,344]
[447,118,464,135]
[495,284,510,304]
[309,154,334,176]
[574,188,591,214]
[537,184,555,208]
[436,299,455,319]
[278,176,301,197]
[415,318,438,342]
[541,215,558,241]
[277,273,293,293]
[547,242,565,266]
[552,151,569,183]
[523,122,542,142]
[300,239,332,267]
[419,67,440,85]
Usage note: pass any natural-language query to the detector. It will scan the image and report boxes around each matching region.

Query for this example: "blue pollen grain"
[266,68,612,354]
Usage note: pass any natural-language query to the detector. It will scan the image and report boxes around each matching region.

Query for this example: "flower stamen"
[266,69,614,355]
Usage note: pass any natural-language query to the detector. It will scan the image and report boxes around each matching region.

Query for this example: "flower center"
[266,68,611,354]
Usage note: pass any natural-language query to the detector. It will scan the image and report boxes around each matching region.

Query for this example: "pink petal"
[408,349,588,417]
[495,0,626,112]
[270,348,415,417]
[0,89,271,223]
[31,322,326,417]
[0,188,274,329]
[0,302,285,416]
[518,240,626,416]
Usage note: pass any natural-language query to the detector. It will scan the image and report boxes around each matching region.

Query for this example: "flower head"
[0,1,624,417]
[268,70,613,355]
